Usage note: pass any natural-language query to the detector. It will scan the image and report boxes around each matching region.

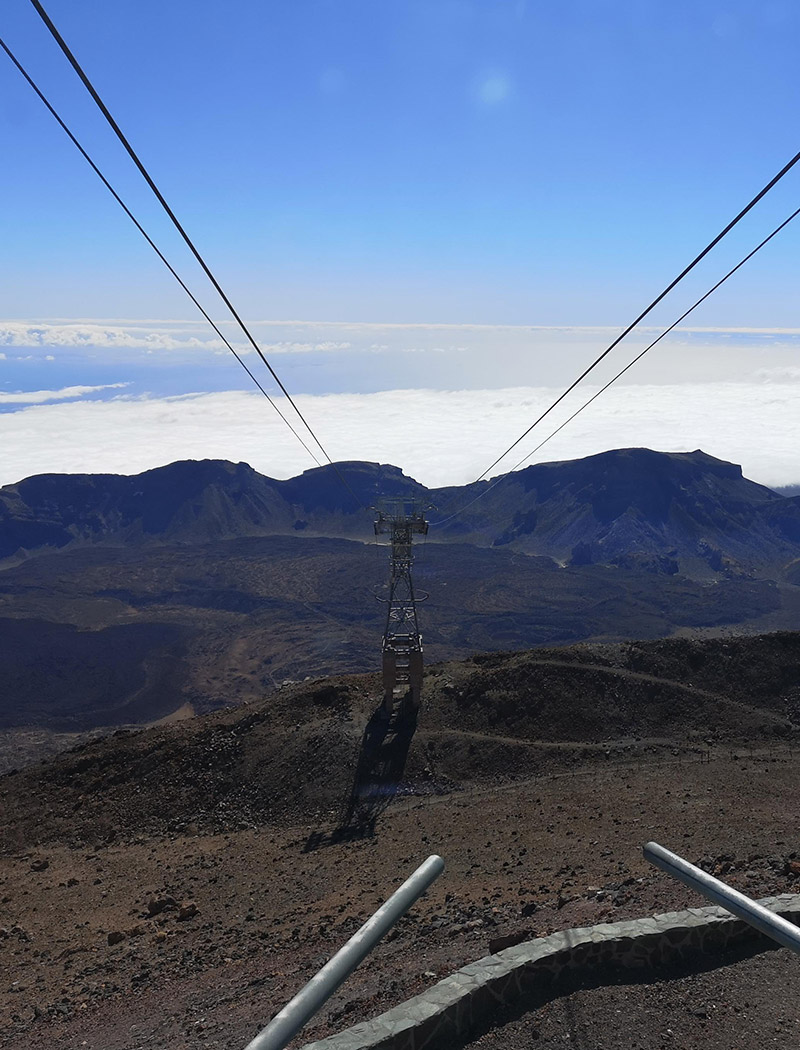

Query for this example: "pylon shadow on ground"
[302,696,418,853]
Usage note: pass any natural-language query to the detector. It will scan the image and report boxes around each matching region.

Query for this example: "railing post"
[643,840,800,955]
[244,854,445,1050]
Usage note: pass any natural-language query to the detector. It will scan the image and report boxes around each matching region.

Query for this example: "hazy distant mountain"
[2,448,800,577]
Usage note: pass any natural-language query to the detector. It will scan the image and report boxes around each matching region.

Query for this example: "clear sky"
[1,1,799,488]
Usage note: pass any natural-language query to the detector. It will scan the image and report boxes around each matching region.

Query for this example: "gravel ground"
[3,635,800,1050]
[466,947,800,1049]
[3,747,800,1050]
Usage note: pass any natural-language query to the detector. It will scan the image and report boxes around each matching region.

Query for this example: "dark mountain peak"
[514,447,766,509]
[458,446,794,571]
[293,460,410,483]
[278,460,425,513]
[12,469,121,502]
[127,458,266,503]
[681,448,744,476]
[136,458,256,482]
[0,459,287,557]
[8,458,256,502]
[520,446,745,484]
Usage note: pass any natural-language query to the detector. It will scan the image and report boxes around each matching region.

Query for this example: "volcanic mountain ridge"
[2,447,800,575]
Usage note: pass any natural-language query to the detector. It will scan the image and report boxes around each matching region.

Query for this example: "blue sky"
[1,1,799,486]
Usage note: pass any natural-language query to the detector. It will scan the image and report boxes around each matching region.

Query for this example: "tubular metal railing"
[644,840,800,955]
[244,854,445,1050]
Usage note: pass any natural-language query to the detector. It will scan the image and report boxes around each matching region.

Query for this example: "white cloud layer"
[756,367,800,381]
[0,322,221,352]
[256,341,352,354]
[0,381,797,490]
[0,383,128,405]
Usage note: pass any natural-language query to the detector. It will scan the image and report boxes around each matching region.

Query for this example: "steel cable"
[470,147,800,486]
[0,35,323,467]
[430,203,800,527]
[28,0,366,510]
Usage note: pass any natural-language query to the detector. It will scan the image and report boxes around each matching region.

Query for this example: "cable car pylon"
[374,501,429,718]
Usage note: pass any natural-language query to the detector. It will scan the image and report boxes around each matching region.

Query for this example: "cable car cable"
[0,35,323,468]
[469,146,800,486]
[27,0,800,517]
[28,0,365,510]
[430,199,797,525]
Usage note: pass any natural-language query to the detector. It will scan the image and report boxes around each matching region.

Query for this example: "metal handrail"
[244,854,445,1050]
[643,840,800,955]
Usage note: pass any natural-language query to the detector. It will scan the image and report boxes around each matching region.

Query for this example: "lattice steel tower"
[374,502,429,715]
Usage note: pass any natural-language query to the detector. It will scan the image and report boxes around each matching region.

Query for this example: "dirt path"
[526,657,794,727]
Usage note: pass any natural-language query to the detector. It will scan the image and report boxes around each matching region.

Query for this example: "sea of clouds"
[1,320,798,489]
[0,381,798,491]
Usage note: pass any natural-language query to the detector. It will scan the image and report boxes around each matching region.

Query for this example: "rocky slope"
[2,448,800,747]
[2,631,800,1050]
[0,533,788,743]
[4,631,799,846]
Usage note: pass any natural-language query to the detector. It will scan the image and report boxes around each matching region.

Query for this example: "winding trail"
[522,657,793,727]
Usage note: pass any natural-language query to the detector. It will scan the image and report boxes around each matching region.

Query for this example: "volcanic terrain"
[2,448,800,768]
[3,449,800,1048]
[2,631,800,1049]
